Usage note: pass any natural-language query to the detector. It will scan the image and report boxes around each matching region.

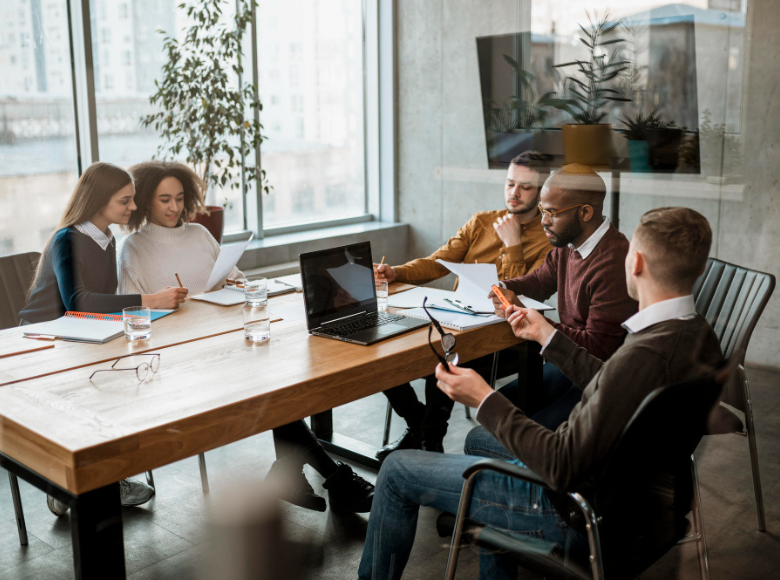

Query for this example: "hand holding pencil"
[373,256,397,283]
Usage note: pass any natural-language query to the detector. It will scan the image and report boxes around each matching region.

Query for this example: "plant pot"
[646,128,683,172]
[561,124,614,166]
[493,131,536,164]
[190,206,224,244]
[626,140,651,172]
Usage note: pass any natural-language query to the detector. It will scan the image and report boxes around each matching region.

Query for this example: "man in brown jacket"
[374,151,553,458]
[357,207,722,580]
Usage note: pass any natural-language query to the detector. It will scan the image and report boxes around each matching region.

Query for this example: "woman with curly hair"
[118,160,242,294]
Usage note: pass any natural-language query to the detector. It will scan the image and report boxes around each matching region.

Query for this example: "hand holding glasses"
[89,354,161,382]
[422,297,459,372]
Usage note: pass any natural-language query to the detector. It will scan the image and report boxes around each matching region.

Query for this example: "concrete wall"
[395,0,780,368]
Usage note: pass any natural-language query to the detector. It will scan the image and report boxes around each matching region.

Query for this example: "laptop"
[299,242,429,345]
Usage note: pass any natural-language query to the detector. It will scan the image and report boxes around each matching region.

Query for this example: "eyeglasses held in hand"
[422,297,459,372]
[89,353,161,382]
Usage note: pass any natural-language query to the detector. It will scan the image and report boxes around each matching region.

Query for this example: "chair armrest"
[462,459,551,489]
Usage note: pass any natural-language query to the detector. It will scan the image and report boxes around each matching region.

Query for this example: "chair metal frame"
[693,258,775,532]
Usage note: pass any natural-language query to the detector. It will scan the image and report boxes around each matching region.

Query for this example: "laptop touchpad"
[377,323,408,335]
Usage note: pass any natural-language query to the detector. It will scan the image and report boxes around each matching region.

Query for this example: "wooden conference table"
[0,286,522,579]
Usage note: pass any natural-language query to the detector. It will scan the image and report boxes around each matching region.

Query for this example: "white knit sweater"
[117,222,243,295]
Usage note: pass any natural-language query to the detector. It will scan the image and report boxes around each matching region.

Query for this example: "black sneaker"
[376,428,422,462]
[267,459,327,512]
[322,463,375,513]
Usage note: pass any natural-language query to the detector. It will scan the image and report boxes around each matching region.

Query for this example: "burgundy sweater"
[504,223,638,360]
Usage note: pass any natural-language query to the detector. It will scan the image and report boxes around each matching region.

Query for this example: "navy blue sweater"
[19,227,142,324]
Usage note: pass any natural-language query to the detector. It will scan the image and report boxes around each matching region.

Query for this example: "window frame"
[66,0,390,244]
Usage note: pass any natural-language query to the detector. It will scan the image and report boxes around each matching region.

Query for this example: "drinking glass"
[244,305,271,342]
[123,306,152,341]
[245,278,268,306]
[375,279,389,311]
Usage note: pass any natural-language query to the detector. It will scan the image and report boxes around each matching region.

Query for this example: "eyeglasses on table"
[89,353,161,382]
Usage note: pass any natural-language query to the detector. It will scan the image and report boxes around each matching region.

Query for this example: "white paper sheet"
[269,302,307,322]
[435,260,498,312]
[205,234,254,291]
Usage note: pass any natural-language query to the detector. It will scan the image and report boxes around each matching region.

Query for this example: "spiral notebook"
[191,285,245,306]
[400,308,504,331]
[23,311,125,343]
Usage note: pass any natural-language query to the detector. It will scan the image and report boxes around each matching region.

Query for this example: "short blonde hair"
[633,207,712,292]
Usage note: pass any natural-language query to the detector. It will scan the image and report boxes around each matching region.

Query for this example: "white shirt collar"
[622,295,696,334]
[568,216,610,259]
[74,221,113,251]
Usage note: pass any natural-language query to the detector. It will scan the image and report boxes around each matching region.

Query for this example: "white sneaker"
[47,495,69,517]
[119,478,155,507]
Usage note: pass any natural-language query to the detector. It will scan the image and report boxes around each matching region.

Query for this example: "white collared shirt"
[621,295,696,334]
[568,216,610,259]
[75,221,114,251]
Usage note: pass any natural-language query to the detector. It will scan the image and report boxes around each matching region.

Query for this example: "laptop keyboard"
[320,312,405,337]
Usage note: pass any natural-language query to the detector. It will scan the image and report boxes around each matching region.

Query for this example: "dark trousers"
[499,362,581,430]
[272,420,337,478]
[383,348,524,442]
[384,354,580,441]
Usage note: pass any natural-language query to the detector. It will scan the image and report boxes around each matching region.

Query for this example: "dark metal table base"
[0,454,126,580]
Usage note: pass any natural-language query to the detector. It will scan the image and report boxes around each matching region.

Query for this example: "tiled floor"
[1,368,779,579]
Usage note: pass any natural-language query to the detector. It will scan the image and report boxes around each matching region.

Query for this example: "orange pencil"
[175,273,183,288]
[491,284,512,310]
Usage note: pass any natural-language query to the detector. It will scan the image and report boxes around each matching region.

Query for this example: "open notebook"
[192,275,304,306]
[23,312,125,344]
[400,308,504,331]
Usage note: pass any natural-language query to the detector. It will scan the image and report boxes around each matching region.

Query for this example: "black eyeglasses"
[423,297,459,372]
[90,354,161,382]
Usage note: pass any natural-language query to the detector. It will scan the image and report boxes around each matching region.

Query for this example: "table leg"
[71,483,126,580]
[311,410,381,470]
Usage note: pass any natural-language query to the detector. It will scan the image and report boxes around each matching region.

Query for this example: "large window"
[0,0,371,258]
[257,0,366,230]
[0,0,79,256]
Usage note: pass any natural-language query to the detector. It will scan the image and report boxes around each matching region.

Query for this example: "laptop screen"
[299,241,377,328]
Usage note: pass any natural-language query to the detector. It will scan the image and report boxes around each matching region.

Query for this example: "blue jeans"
[357,443,584,580]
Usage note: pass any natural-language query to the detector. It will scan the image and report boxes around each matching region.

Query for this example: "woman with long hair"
[118,160,241,294]
[19,162,187,325]
[19,161,182,516]
[120,161,375,514]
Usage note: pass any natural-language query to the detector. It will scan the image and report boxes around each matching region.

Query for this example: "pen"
[175,273,184,288]
[23,334,57,341]
[275,279,297,289]
[0,344,55,358]
[379,256,386,267]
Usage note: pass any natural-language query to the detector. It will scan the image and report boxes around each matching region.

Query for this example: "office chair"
[444,367,727,580]
[693,258,775,531]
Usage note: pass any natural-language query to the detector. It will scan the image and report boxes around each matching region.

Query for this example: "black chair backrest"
[0,251,40,330]
[694,258,774,362]
[693,258,774,410]
[590,369,725,577]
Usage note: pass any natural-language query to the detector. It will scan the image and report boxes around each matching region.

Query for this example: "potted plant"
[141,0,270,244]
[620,107,662,172]
[485,55,575,163]
[645,120,684,172]
[553,10,631,166]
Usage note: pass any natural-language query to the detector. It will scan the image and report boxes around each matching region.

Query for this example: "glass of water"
[245,278,268,306]
[243,305,271,342]
[123,306,152,341]
[375,279,389,311]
